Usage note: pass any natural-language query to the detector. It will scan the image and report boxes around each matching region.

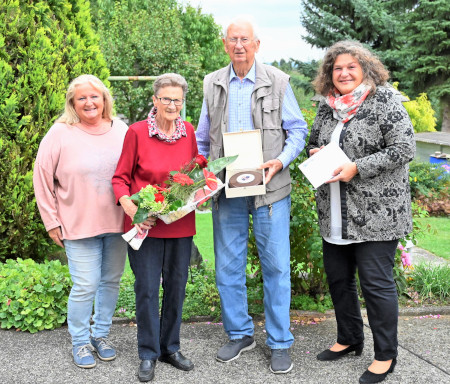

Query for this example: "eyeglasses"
[156,97,184,106]
[227,37,253,45]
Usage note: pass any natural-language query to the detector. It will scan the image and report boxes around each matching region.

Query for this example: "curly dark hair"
[313,40,389,96]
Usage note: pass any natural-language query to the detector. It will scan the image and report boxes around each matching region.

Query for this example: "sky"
[181,0,325,64]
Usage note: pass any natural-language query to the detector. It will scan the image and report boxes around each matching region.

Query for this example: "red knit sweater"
[112,120,198,238]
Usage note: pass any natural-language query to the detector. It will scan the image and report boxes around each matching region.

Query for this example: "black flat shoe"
[317,342,364,361]
[159,351,194,371]
[138,360,156,382]
[359,358,397,383]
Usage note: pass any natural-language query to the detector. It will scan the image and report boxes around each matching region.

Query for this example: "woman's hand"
[119,195,138,220]
[326,162,358,183]
[119,195,158,235]
[135,216,157,235]
[309,146,324,156]
[48,227,64,248]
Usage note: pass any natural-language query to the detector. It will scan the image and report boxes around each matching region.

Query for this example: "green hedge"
[0,0,109,262]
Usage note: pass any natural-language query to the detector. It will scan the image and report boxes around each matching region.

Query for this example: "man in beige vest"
[196,16,308,374]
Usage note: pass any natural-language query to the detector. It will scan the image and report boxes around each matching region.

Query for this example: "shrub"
[115,271,137,319]
[407,263,450,302]
[403,93,437,133]
[246,107,327,300]
[291,294,333,313]
[115,261,221,321]
[0,258,71,333]
[183,264,221,321]
[409,161,449,216]
[392,83,437,133]
[0,0,109,262]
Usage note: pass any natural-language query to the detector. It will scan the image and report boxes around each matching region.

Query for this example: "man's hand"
[48,227,64,248]
[259,159,283,184]
[326,162,358,183]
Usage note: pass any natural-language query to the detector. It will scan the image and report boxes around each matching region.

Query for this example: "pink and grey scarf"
[326,83,371,123]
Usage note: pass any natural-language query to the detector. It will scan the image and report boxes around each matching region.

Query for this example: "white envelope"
[299,142,351,188]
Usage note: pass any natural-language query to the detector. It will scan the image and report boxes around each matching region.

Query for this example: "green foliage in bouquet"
[0,258,71,333]
[129,155,238,224]
[0,0,109,262]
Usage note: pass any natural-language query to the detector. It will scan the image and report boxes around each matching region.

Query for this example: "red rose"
[195,154,208,169]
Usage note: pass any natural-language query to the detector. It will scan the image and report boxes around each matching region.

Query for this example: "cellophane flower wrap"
[122,154,237,250]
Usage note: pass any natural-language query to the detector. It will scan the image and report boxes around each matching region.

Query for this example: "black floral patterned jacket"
[306,86,416,241]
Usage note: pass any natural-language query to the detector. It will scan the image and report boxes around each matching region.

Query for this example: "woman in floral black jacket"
[306,40,415,384]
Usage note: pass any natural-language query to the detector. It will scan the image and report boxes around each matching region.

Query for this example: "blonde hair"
[56,74,114,124]
[313,40,389,96]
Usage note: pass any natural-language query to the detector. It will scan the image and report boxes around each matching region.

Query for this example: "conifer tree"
[0,0,109,261]
[400,0,450,132]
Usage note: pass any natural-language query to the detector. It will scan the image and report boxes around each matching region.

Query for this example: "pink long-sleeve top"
[33,120,128,240]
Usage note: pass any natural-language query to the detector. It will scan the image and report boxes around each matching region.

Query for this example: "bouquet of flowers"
[122,154,237,250]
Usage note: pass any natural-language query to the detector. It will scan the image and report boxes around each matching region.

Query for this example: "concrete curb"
[111,305,450,325]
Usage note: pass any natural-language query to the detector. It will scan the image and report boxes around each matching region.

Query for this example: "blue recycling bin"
[429,152,448,165]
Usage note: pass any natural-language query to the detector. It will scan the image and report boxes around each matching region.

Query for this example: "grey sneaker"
[216,335,256,362]
[270,348,293,374]
[90,337,116,361]
[72,344,96,368]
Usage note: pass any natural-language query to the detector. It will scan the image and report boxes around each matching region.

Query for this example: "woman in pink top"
[33,75,128,369]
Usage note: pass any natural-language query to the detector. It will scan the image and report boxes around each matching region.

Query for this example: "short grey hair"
[223,15,260,41]
[153,73,188,97]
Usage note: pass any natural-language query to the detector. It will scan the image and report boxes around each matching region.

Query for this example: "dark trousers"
[323,239,399,361]
[128,236,192,360]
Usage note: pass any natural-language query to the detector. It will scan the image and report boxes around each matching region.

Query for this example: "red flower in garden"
[203,168,218,191]
[172,172,194,186]
[195,154,208,169]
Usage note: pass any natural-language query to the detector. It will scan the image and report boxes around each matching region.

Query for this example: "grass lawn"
[416,216,450,260]
[194,211,215,269]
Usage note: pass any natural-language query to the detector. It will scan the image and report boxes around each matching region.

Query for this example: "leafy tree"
[90,0,201,124]
[178,5,229,120]
[0,0,109,262]
[90,0,227,125]
[271,59,319,108]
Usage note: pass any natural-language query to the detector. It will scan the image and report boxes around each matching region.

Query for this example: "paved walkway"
[1,307,449,384]
[1,246,448,384]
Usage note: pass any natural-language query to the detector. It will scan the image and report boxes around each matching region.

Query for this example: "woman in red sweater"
[112,73,197,382]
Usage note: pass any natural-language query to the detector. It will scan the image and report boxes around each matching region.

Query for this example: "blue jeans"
[128,237,192,360]
[64,233,126,346]
[213,193,294,349]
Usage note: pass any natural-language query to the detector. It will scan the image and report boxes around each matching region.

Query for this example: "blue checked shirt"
[196,62,308,169]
